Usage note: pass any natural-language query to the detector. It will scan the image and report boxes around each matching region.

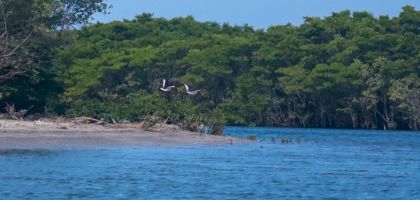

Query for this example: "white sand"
[0,119,247,149]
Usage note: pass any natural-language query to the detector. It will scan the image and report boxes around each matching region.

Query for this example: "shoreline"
[0,119,248,149]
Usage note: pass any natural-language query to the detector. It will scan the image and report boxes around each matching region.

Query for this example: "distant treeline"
[1,4,419,130]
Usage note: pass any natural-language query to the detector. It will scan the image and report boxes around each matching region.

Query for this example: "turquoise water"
[1,127,419,199]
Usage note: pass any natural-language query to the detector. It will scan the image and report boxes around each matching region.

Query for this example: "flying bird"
[160,79,176,92]
[184,84,202,95]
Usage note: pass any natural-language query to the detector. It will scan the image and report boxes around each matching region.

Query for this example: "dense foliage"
[0,0,107,112]
[3,5,420,130]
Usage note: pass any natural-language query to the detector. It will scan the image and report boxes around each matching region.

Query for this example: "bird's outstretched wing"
[192,90,202,95]
[162,79,166,88]
[184,84,189,92]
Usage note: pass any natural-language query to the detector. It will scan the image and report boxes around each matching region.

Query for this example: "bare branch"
[1,29,34,58]
[0,68,26,80]
[4,103,34,120]
[0,1,7,41]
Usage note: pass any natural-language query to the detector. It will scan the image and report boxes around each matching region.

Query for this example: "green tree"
[389,74,420,130]
[50,6,420,131]
[0,0,108,111]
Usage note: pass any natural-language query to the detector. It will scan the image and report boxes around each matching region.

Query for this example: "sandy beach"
[0,119,247,148]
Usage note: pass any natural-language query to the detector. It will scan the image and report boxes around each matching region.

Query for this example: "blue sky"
[94,0,420,29]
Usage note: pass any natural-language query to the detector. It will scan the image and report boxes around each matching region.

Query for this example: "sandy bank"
[0,119,247,149]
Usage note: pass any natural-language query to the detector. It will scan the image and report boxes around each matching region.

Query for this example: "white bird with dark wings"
[184,84,202,95]
[159,79,176,92]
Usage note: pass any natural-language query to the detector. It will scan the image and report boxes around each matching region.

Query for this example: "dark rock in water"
[247,135,257,141]
[296,137,302,144]
[271,137,276,143]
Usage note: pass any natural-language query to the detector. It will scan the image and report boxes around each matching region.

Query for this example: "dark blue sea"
[1,127,419,199]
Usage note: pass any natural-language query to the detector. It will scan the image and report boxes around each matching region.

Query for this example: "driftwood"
[72,117,105,125]
[147,123,181,132]
[4,103,33,120]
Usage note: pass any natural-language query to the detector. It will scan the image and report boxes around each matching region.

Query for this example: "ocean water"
[1,127,419,199]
